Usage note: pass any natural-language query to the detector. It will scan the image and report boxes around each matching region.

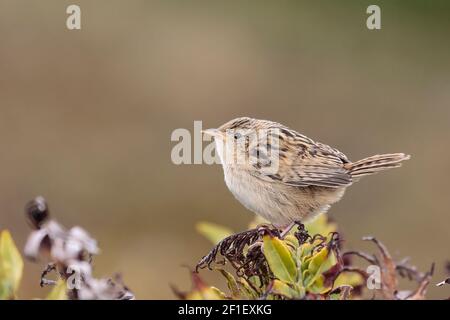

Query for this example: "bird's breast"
[221,165,346,226]
[222,166,300,226]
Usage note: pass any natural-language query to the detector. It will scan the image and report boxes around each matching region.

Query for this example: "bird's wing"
[250,131,352,188]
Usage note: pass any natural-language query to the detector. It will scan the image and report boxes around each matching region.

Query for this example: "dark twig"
[40,262,57,287]
[329,285,353,300]
[342,251,378,265]
[196,225,280,287]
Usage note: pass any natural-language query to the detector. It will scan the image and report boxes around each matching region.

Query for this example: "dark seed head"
[25,196,49,229]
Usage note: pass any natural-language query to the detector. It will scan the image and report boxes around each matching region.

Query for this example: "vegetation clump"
[0,197,133,300]
[175,215,447,300]
[0,198,448,300]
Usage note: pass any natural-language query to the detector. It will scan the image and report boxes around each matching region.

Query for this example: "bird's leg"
[280,221,309,242]
[293,222,310,244]
[279,221,297,239]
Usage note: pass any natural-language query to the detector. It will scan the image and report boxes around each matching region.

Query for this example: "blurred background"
[0,0,449,299]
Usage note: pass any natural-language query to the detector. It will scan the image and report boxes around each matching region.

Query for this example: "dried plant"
[175,214,448,300]
[0,197,134,300]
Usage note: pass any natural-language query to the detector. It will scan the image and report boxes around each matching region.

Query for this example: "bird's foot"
[293,222,311,244]
[279,221,310,243]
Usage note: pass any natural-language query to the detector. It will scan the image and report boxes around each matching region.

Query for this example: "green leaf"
[237,278,258,299]
[185,284,226,300]
[307,274,330,294]
[203,286,226,300]
[0,230,24,299]
[263,235,297,284]
[185,272,226,300]
[46,280,67,300]
[271,280,299,299]
[196,222,233,245]
[284,235,299,248]
[329,292,342,300]
[308,247,333,275]
[304,247,337,293]
[333,271,364,289]
[328,285,353,300]
[217,269,241,298]
[298,242,315,271]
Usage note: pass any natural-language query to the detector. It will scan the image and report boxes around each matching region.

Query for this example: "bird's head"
[202,117,280,171]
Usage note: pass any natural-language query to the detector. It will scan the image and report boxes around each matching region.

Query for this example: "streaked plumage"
[204,117,410,227]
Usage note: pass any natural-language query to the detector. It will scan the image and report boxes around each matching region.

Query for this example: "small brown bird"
[203,117,410,233]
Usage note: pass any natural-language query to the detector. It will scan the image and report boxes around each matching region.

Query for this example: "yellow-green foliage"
[0,230,24,299]
[45,280,68,300]
[0,229,67,300]
[193,214,363,300]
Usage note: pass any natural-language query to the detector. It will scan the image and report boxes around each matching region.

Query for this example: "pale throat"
[214,137,226,165]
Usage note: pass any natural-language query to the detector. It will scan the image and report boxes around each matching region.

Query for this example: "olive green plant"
[176,214,447,300]
[1,198,448,300]
[175,215,363,300]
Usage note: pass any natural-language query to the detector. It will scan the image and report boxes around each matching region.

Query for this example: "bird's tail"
[347,153,410,178]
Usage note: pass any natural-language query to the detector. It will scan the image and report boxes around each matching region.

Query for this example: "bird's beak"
[202,128,220,137]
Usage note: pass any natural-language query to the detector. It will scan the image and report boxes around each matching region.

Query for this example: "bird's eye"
[233,132,242,140]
